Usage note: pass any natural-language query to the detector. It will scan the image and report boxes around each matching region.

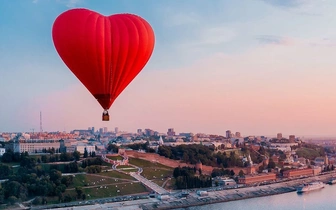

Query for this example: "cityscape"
[2,0,336,210]
[1,126,336,209]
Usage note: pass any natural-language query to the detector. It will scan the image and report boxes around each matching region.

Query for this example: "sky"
[1,0,336,137]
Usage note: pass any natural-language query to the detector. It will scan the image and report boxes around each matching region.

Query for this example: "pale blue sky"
[1,0,336,137]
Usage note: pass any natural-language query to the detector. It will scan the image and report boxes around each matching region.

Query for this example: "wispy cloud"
[309,38,336,47]
[56,0,82,8]
[256,35,295,46]
[261,0,328,16]
[32,0,39,3]
[261,0,311,8]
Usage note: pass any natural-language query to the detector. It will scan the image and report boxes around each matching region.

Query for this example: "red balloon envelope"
[52,8,155,121]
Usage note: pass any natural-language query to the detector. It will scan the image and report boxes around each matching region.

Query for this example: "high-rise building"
[289,135,295,143]
[115,127,119,133]
[103,127,108,133]
[99,128,103,134]
[226,130,232,138]
[137,129,142,134]
[277,133,282,139]
[145,129,155,136]
[235,132,241,138]
[167,128,175,136]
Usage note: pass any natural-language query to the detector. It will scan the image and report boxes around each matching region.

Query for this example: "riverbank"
[34,172,336,210]
[140,172,336,210]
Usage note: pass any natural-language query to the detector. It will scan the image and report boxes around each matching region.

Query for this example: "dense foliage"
[158,144,216,166]
[0,150,103,205]
[294,143,325,160]
[211,168,235,178]
[173,166,212,189]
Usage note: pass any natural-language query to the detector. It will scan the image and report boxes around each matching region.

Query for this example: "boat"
[328,178,336,185]
[297,181,325,193]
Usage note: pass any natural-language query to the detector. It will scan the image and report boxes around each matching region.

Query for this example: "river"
[186,183,336,210]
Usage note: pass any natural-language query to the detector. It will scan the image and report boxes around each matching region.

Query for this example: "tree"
[73,151,80,161]
[0,164,12,179]
[49,169,62,182]
[32,196,42,205]
[182,152,189,163]
[75,187,83,199]
[107,144,119,153]
[1,152,13,163]
[7,196,17,205]
[84,148,88,158]
[238,170,244,177]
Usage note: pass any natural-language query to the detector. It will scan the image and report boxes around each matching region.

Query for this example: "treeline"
[1,149,82,164]
[157,144,272,169]
[1,150,29,163]
[81,157,102,168]
[211,168,235,178]
[49,162,79,173]
[39,152,80,163]
[86,165,102,173]
[127,143,156,153]
[158,144,216,166]
[173,166,212,189]
[0,153,105,205]
[215,151,244,168]
[107,142,156,153]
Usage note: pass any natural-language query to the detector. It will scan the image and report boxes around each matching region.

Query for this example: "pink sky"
[23,42,336,137]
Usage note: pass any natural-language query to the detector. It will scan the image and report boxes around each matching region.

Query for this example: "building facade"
[283,168,313,178]
[238,173,277,185]
[7,139,60,153]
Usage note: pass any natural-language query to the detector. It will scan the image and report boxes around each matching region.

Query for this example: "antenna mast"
[40,111,43,133]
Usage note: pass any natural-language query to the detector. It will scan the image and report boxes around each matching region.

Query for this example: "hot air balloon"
[52,8,155,121]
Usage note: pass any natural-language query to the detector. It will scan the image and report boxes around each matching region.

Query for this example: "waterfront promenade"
[140,172,336,210]
[38,171,336,210]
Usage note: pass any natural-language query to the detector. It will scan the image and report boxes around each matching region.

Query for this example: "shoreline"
[32,172,336,210]
[141,172,336,210]
[159,187,296,210]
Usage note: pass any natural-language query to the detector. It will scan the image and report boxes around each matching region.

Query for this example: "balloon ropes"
[52,8,155,121]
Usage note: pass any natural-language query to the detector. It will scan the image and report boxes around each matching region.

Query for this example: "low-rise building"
[283,168,313,178]
[7,139,60,153]
[238,173,277,185]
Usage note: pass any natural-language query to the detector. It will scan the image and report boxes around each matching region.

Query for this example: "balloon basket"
[102,111,110,121]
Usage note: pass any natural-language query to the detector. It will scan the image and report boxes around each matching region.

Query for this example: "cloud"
[32,0,39,3]
[261,0,328,16]
[56,0,82,8]
[261,0,311,8]
[256,35,295,46]
[308,38,336,47]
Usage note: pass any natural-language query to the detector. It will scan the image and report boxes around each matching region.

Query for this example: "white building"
[0,148,5,156]
[66,143,96,154]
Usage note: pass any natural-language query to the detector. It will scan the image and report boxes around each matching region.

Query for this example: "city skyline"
[2,0,336,136]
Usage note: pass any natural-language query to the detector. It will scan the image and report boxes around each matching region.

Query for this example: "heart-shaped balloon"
[52,8,155,115]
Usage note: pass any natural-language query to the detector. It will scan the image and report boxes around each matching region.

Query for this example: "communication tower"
[40,111,43,133]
